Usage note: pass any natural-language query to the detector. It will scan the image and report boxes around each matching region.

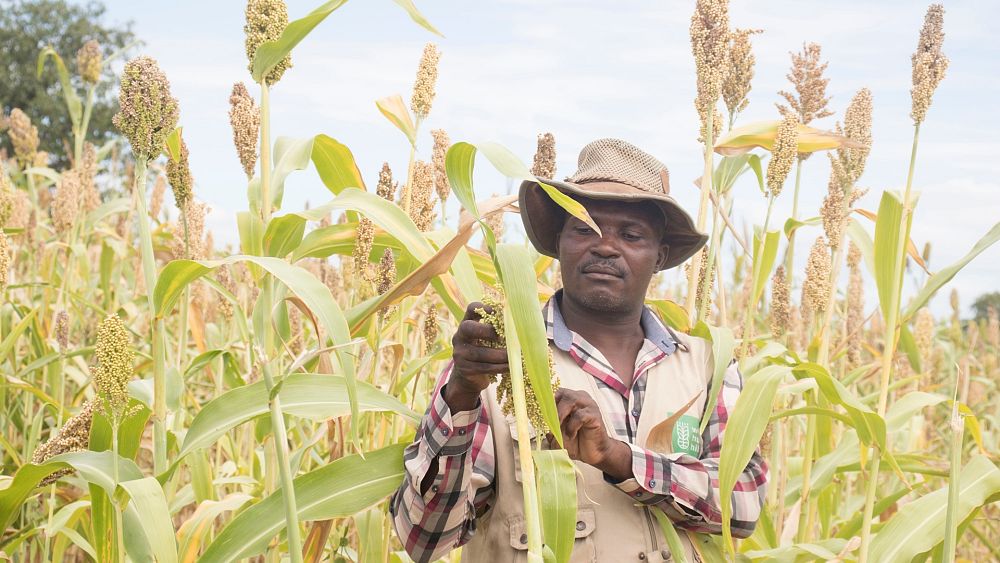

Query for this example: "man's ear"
[655,244,670,271]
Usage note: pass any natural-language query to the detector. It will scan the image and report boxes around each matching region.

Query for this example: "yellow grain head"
[166,133,193,208]
[530,132,557,179]
[8,108,39,165]
[93,314,135,422]
[766,113,798,198]
[424,304,439,356]
[776,42,834,127]
[353,217,375,283]
[150,174,166,220]
[770,265,790,338]
[847,242,864,366]
[722,28,762,120]
[54,310,70,350]
[32,399,97,484]
[431,129,451,202]
[76,39,103,85]
[910,4,948,124]
[229,82,260,177]
[79,142,101,212]
[376,249,397,321]
[244,0,292,85]
[690,0,729,137]
[0,163,13,228]
[53,169,81,235]
[0,230,10,295]
[410,43,441,119]
[113,57,180,160]
[914,307,935,370]
[820,172,845,250]
[409,160,437,232]
[803,236,831,313]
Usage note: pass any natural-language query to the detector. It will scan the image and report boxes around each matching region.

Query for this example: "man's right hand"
[445,301,509,412]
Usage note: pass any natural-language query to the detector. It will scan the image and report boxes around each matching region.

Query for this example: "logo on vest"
[672,415,701,456]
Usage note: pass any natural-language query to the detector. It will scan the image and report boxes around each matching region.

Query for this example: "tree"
[0,0,139,165]
[971,291,1000,322]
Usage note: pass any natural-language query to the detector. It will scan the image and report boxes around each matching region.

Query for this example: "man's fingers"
[457,344,508,365]
[456,319,503,344]
[454,361,508,378]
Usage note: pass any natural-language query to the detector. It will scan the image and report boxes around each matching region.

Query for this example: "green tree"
[971,291,1000,321]
[0,0,139,165]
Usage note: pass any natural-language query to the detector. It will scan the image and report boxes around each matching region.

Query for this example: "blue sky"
[92,0,999,315]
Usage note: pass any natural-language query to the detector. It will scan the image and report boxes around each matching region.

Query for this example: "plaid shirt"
[391,294,768,562]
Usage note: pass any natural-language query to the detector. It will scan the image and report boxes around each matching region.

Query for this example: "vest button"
[631,409,640,418]
[661,549,672,560]
[575,520,585,531]
[519,533,528,545]
[638,553,646,560]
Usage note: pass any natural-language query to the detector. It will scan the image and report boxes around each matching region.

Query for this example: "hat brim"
[518,178,708,271]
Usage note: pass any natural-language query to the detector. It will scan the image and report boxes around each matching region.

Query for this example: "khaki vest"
[462,330,713,562]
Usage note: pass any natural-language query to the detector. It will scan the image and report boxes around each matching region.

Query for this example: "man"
[391,139,767,562]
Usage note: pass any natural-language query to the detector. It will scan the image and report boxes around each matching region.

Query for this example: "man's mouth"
[582,264,623,279]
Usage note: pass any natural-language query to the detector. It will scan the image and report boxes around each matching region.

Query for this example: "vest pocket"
[506,416,541,483]
[507,508,597,563]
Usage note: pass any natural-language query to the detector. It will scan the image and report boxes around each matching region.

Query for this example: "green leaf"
[153,255,358,445]
[690,322,736,433]
[651,507,689,563]
[165,127,183,162]
[269,136,317,211]
[792,362,885,448]
[496,244,560,443]
[445,142,480,219]
[391,0,443,35]
[717,364,789,553]
[646,299,690,333]
[375,95,416,145]
[846,217,876,279]
[747,153,765,195]
[711,154,752,195]
[903,222,1000,321]
[37,46,82,127]
[783,216,821,239]
[750,228,780,306]
[199,444,407,562]
[251,0,349,83]
[744,539,847,562]
[311,134,366,194]
[177,373,418,462]
[533,449,577,563]
[84,197,130,231]
[873,191,915,321]
[869,455,1000,562]
[263,213,307,258]
[118,477,178,563]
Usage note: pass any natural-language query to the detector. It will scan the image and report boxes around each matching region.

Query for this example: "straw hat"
[518,138,708,271]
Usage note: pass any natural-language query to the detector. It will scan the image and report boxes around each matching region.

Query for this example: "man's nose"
[589,232,621,257]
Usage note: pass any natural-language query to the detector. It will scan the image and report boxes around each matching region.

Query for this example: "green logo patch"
[672,415,701,456]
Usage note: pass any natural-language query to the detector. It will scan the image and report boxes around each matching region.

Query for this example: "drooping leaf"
[869,455,1000,561]
[37,46,82,127]
[199,444,407,563]
[391,0,443,36]
[714,120,860,157]
[375,95,416,145]
[177,373,418,462]
[690,322,736,433]
[118,477,178,563]
[311,134,366,194]
[651,508,689,563]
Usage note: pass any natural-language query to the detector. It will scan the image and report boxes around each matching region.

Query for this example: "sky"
[90,0,999,316]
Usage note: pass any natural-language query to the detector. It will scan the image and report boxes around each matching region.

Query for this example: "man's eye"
[575,227,594,235]
[623,232,643,241]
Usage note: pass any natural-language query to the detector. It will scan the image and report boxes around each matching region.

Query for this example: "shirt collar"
[542,289,678,356]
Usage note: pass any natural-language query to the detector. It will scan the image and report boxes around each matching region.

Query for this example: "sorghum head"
[244,0,292,85]
[229,82,260,177]
[92,314,135,421]
[410,43,440,119]
[530,133,557,179]
[766,113,798,198]
[76,40,103,85]
[113,56,180,160]
[910,4,948,124]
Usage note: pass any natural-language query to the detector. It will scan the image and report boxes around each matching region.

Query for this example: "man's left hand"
[547,388,632,480]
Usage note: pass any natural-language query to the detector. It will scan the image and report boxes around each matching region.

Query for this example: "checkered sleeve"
[390,363,496,563]
[611,361,768,538]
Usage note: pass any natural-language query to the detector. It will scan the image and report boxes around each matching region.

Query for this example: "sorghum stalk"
[783,159,804,278]
[686,108,715,320]
[260,359,303,563]
[861,7,945,551]
[943,364,966,563]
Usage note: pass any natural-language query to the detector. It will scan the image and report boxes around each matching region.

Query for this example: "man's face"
[556,198,669,314]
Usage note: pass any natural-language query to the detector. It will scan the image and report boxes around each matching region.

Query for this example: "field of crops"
[1,0,999,561]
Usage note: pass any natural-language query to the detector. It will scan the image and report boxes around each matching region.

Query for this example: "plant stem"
[177,210,190,368]
[738,195,775,359]
[260,83,272,221]
[74,86,96,164]
[261,360,303,563]
[130,158,168,474]
[796,389,817,543]
[696,191,725,324]
[686,108,715,321]
[859,123,921,563]
[505,307,543,561]
[783,159,804,279]
[112,422,125,561]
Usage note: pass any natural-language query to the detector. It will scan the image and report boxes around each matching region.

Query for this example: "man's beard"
[573,285,629,313]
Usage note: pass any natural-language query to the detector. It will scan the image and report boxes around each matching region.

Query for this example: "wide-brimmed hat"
[518,138,708,271]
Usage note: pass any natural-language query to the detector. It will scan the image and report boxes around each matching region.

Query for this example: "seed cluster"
[8,109,39,165]
[820,174,845,250]
[113,56,180,160]
[777,43,833,127]
[804,236,831,313]
[32,400,97,484]
[0,231,11,294]
[244,0,292,85]
[831,88,874,188]
[377,162,396,201]
[92,314,135,422]
[53,170,81,235]
[766,113,799,198]
[76,40,103,85]
[690,0,730,140]
[770,265,790,337]
[723,28,762,119]
[846,243,865,366]
[353,217,375,282]
[910,5,948,124]
[410,43,440,119]
[150,174,166,220]
[167,134,193,208]
[475,293,560,434]
[0,164,13,228]
[423,305,438,356]
[530,133,557,179]
[409,160,437,232]
[229,82,260,177]
[376,249,397,321]
[79,143,100,213]
[431,129,451,203]
[54,310,70,350]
